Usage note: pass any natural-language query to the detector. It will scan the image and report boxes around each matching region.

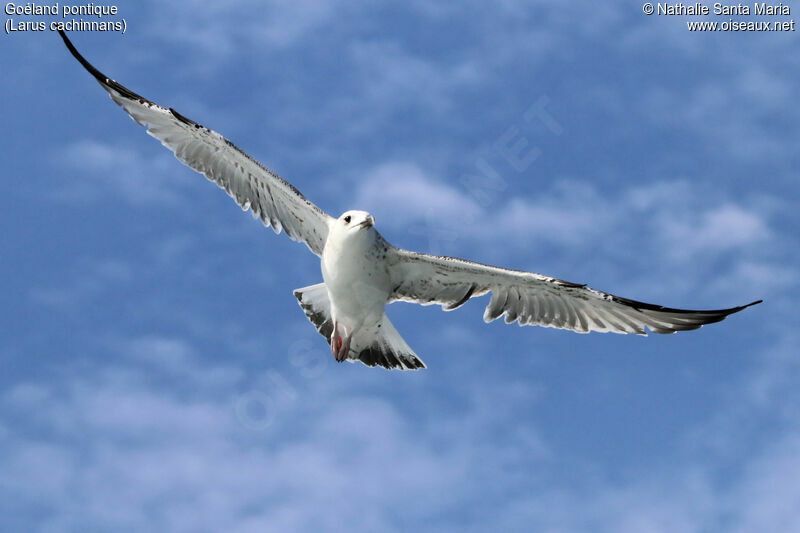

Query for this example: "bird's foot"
[331,324,352,362]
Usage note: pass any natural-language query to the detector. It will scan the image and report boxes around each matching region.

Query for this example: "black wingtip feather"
[638,299,762,334]
[612,295,763,316]
[58,30,102,81]
[59,29,151,106]
[169,107,201,128]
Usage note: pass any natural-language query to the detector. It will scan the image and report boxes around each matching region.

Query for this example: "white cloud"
[355,162,483,222]
[660,203,770,259]
[0,352,548,531]
[148,0,339,58]
[488,190,612,245]
[55,139,191,206]
[347,40,482,114]
[705,260,797,299]
[30,258,133,310]
[3,294,798,533]
[732,433,800,533]
[635,63,798,163]
[117,336,246,390]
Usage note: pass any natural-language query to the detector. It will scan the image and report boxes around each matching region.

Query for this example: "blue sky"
[1,1,798,531]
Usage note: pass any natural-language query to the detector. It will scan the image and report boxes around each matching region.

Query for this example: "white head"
[329,210,377,247]
[336,210,375,232]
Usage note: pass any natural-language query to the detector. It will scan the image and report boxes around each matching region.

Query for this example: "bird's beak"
[358,215,375,229]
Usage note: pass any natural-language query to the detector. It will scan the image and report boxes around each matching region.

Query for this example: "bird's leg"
[330,322,352,362]
[337,333,352,362]
[330,323,339,358]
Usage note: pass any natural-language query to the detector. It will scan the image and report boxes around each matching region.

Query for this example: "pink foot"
[336,334,351,362]
[330,323,351,362]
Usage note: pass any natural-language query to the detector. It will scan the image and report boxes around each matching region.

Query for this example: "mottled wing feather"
[59,30,332,256]
[388,249,761,335]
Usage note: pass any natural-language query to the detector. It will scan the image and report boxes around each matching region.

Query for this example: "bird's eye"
[344,215,351,224]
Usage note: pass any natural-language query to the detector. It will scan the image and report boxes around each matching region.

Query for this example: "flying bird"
[58,31,761,370]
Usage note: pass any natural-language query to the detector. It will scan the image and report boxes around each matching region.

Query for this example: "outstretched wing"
[59,30,332,256]
[388,249,761,335]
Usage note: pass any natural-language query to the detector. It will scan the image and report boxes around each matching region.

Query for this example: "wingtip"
[57,29,78,59]
[57,27,106,85]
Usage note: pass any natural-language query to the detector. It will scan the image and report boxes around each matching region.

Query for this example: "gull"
[58,31,762,370]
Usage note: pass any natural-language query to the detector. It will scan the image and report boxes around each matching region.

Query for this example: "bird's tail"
[293,283,426,370]
[349,315,426,370]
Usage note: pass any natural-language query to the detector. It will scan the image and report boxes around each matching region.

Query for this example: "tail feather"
[351,317,426,370]
[293,283,426,371]
[293,282,334,340]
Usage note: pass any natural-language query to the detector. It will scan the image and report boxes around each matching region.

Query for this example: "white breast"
[321,227,391,330]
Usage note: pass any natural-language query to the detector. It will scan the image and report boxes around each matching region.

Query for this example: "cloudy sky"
[2,1,798,531]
